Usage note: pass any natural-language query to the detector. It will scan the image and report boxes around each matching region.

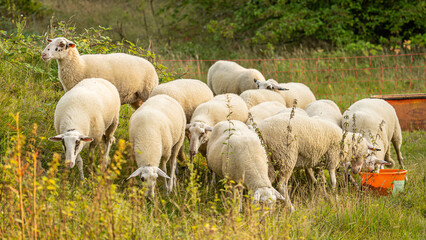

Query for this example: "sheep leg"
[166,142,181,194]
[277,176,294,212]
[76,155,84,180]
[329,168,337,190]
[160,160,170,194]
[305,168,317,184]
[88,141,96,162]
[104,117,119,167]
[391,130,404,169]
[177,146,186,164]
[384,146,396,167]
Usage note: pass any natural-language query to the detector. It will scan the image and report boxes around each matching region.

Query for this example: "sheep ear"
[48,134,64,142]
[375,159,392,165]
[367,143,381,151]
[156,168,170,179]
[254,79,260,85]
[274,188,285,201]
[68,42,76,48]
[47,39,52,43]
[205,126,213,132]
[276,86,289,91]
[79,135,94,142]
[127,167,144,180]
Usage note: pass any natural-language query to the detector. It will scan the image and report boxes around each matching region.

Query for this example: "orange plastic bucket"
[360,169,408,195]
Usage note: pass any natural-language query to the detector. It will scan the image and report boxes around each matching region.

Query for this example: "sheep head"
[254,79,288,91]
[42,37,76,61]
[253,187,284,204]
[48,130,93,168]
[127,166,170,199]
[186,122,213,161]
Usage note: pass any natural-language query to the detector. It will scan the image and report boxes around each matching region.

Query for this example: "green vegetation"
[2,0,425,58]
[1,2,425,239]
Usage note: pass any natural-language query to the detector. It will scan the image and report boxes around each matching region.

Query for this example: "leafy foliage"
[160,0,426,52]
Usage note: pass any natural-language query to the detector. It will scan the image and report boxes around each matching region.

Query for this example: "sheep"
[246,101,287,127]
[240,89,287,109]
[258,113,379,210]
[207,60,266,95]
[305,99,343,127]
[41,37,159,109]
[342,98,404,170]
[255,79,316,109]
[206,120,284,203]
[149,79,214,123]
[48,78,121,180]
[126,95,186,198]
[186,93,249,161]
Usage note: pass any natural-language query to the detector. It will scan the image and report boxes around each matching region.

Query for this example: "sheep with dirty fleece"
[49,78,121,180]
[305,99,343,127]
[342,98,404,170]
[149,79,214,123]
[246,101,287,127]
[207,60,266,95]
[207,120,284,203]
[256,79,316,109]
[127,95,186,199]
[41,37,158,109]
[186,93,249,161]
[240,89,287,109]
[258,113,378,210]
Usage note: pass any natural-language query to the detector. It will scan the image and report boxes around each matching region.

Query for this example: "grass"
[1,24,425,239]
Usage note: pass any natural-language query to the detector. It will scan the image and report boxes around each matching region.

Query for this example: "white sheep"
[186,93,249,160]
[207,120,284,203]
[149,79,214,123]
[342,98,404,170]
[207,60,266,95]
[305,99,343,127]
[126,94,186,198]
[258,113,379,210]
[246,101,287,127]
[255,79,316,109]
[42,37,159,109]
[48,78,121,180]
[240,89,287,109]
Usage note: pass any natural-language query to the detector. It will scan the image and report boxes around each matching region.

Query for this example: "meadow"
[1,22,425,239]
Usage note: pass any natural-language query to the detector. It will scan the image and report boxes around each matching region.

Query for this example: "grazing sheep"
[255,79,316,109]
[246,101,287,127]
[48,78,121,180]
[240,89,287,109]
[126,95,186,198]
[186,93,249,160]
[207,120,284,203]
[342,98,404,169]
[207,60,266,95]
[42,37,159,109]
[258,113,377,210]
[305,99,343,127]
[149,79,214,123]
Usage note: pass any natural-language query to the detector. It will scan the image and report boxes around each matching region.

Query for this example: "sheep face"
[349,139,384,174]
[255,79,287,91]
[48,130,93,168]
[186,122,213,160]
[41,37,76,61]
[362,154,391,173]
[253,187,284,204]
[127,166,170,199]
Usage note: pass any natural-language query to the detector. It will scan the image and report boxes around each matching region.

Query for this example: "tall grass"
[1,22,425,239]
